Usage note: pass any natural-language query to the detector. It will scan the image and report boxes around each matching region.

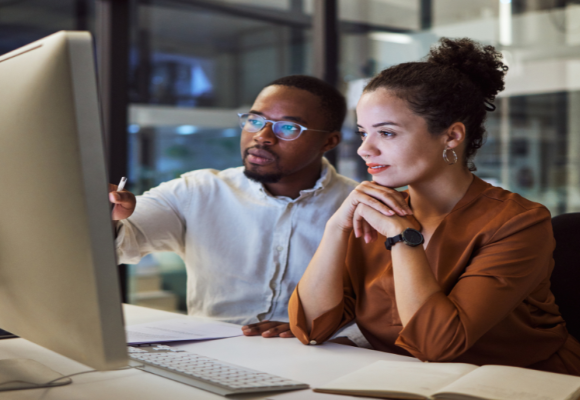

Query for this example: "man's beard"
[243,146,283,184]
[243,169,283,184]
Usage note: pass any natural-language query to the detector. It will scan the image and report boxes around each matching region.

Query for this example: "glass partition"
[4,0,575,313]
[126,0,313,312]
[339,0,580,216]
[0,0,94,54]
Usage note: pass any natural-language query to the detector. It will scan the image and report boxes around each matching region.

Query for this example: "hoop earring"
[443,148,458,165]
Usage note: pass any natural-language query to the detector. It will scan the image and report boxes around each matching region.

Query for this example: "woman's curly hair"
[364,37,508,171]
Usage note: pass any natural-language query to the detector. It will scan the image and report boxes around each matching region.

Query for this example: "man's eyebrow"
[356,121,401,128]
[248,110,307,125]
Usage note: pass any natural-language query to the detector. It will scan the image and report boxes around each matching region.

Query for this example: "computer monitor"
[0,31,127,389]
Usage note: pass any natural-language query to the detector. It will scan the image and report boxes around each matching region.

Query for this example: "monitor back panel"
[0,31,127,370]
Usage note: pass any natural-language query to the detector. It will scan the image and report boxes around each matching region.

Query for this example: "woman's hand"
[328,181,413,241]
[353,201,420,242]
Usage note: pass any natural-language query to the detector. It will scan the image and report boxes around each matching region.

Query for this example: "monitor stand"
[0,359,72,391]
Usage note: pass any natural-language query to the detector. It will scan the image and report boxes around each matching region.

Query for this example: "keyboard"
[128,345,309,396]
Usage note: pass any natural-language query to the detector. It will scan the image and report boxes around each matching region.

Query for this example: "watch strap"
[385,228,424,251]
[384,234,403,251]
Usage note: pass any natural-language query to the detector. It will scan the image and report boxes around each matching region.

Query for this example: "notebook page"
[315,360,478,399]
[126,318,243,345]
[434,365,580,400]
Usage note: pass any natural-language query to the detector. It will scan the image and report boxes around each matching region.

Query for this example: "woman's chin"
[371,176,407,189]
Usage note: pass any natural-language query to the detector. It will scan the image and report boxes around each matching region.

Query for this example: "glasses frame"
[237,113,329,141]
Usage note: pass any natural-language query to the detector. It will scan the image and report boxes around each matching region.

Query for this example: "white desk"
[0,304,418,400]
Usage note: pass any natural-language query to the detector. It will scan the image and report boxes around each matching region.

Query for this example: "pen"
[117,177,127,192]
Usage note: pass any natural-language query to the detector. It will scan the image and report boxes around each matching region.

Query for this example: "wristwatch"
[384,228,424,251]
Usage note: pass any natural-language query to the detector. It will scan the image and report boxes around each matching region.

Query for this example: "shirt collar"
[299,157,333,194]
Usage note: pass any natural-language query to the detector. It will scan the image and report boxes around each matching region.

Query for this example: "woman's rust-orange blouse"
[289,176,580,375]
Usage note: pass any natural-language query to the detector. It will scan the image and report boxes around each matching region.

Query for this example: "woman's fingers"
[353,205,378,243]
[363,219,377,244]
[330,181,411,235]
[354,182,412,216]
[353,207,363,239]
[354,203,409,238]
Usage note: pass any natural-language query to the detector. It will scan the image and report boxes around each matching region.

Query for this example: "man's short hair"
[265,75,347,133]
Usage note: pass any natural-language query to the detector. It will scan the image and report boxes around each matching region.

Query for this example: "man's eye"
[281,124,298,131]
[249,119,264,126]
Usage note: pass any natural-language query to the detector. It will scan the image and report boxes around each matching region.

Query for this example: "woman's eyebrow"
[356,122,401,128]
[372,121,400,128]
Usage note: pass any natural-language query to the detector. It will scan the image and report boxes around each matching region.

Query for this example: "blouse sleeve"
[395,206,555,361]
[289,235,359,345]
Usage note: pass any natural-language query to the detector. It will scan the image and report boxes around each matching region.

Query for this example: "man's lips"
[246,148,276,166]
[366,163,390,174]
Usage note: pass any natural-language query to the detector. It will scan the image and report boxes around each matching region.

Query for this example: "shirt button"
[309,340,317,345]
[276,246,284,251]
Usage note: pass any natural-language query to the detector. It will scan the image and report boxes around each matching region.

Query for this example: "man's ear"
[321,131,341,153]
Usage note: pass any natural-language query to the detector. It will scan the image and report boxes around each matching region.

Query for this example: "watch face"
[402,229,424,246]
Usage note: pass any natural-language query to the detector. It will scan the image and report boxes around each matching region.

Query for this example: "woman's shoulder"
[457,177,552,241]
[461,176,549,218]
[481,183,545,212]
[480,184,550,217]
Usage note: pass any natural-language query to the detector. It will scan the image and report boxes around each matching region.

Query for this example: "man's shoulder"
[326,169,358,193]
[179,166,246,188]
[332,172,358,189]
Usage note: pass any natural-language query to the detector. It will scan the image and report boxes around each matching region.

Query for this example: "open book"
[314,360,580,400]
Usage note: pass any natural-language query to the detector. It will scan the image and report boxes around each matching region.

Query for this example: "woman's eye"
[379,130,395,138]
[356,130,367,139]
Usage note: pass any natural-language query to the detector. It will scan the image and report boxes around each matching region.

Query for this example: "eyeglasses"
[237,113,328,141]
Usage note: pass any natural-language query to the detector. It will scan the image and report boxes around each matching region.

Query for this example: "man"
[110,75,365,345]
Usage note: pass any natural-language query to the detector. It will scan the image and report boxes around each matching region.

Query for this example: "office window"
[338,0,580,216]
[5,0,579,314]
[126,0,313,313]
[0,0,94,55]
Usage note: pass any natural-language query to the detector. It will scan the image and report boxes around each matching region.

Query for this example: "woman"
[289,37,580,375]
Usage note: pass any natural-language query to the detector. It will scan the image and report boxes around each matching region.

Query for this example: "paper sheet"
[126,318,243,345]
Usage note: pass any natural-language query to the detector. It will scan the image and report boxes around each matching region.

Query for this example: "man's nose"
[252,123,278,146]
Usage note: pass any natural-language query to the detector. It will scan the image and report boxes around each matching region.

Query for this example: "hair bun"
[428,37,508,102]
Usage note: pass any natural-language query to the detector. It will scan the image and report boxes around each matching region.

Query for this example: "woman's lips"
[367,163,390,174]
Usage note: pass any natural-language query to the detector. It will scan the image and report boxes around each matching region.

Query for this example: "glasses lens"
[273,122,301,140]
[239,114,265,132]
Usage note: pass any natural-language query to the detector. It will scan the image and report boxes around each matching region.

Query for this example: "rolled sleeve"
[331,322,373,349]
[396,207,554,361]
[115,179,187,265]
[289,283,353,345]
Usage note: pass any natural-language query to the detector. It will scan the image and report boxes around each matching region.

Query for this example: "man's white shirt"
[116,158,370,346]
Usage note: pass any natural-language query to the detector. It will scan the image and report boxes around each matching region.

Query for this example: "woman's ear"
[443,122,466,150]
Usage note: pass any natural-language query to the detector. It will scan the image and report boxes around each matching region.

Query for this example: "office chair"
[550,212,580,341]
